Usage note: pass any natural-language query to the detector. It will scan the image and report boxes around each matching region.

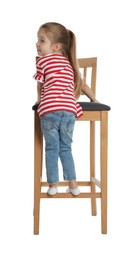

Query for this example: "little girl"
[34,22,96,196]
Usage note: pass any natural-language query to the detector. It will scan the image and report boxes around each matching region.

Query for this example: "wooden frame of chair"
[33,57,109,235]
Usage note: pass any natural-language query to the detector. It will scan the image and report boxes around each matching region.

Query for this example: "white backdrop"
[0,0,140,259]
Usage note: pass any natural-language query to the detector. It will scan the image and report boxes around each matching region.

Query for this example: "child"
[34,22,97,196]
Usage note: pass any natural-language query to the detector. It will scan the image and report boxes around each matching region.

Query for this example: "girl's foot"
[66,180,80,196]
[47,184,58,195]
[66,187,80,196]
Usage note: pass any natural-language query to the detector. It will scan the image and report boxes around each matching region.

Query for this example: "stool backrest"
[78,57,97,98]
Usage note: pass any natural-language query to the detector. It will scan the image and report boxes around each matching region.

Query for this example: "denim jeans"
[40,111,76,184]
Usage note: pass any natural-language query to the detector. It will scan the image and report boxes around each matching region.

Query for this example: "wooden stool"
[32,57,110,235]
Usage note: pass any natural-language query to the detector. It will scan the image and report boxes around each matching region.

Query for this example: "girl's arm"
[81,80,99,102]
[36,81,43,103]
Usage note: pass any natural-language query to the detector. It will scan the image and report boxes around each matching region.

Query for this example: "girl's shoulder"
[36,53,63,63]
[36,55,52,67]
[36,53,70,68]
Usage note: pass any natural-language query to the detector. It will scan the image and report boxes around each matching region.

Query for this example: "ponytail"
[67,30,82,99]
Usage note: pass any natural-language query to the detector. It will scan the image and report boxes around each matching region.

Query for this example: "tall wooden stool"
[32,57,111,235]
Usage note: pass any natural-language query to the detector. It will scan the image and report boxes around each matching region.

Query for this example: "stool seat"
[78,102,111,111]
[32,103,39,111]
[32,101,111,112]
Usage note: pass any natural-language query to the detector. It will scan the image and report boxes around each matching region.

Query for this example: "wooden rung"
[41,181,91,187]
[78,181,91,186]
[40,192,101,199]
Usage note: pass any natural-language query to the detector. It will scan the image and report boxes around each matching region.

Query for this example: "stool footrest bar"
[40,192,101,198]
[41,181,93,187]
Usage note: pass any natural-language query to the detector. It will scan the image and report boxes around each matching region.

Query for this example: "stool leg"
[90,121,97,216]
[100,111,108,234]
[34,111,43,235]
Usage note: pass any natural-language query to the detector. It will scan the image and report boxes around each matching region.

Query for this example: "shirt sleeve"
[33,59,45,83]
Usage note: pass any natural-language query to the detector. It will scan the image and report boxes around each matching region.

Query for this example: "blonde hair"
[39,22,82,98]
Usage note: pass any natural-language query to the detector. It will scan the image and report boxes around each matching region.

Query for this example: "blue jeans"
[40,111,76,184]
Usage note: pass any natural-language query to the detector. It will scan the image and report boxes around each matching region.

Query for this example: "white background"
[0,0,140,259]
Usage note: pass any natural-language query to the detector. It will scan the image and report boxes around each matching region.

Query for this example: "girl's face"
[36,28,56,56]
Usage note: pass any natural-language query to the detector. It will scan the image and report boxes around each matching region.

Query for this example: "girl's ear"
[53,43,61,52]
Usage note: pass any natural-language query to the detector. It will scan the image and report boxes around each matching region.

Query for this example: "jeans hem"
[47,181,59,185]
[64,178,76,181]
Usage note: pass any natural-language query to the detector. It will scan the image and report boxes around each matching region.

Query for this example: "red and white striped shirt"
[33,53,83,118]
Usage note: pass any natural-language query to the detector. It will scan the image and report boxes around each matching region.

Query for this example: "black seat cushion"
[32,102,111,111]
[32,103,40,111]
[78,102,111,111]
